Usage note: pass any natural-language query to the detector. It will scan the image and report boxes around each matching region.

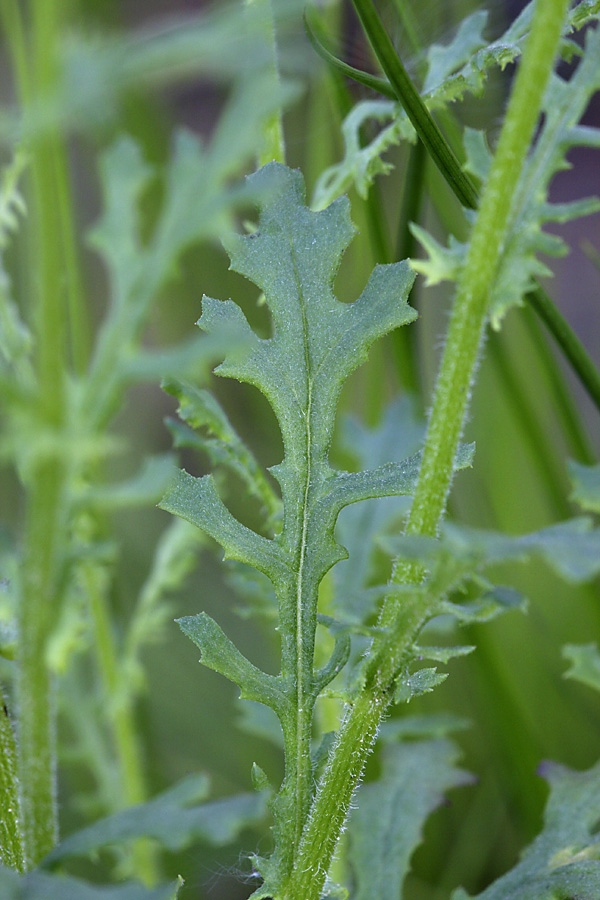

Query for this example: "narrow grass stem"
[350,0,479,210]
[4,0,69,865]
[285,2,570,895]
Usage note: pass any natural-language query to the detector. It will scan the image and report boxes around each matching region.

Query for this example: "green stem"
[284,1,570,895]
[393,138,427,396]
[527,283,600,415]
[0,682,25,872]
[5,0,70,865]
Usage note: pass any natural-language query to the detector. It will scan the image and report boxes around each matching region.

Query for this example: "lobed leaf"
[46,774,267,864]
[0,867,179,900]
[163,162,419,894]
[348,739,472,900]
[453,760,600,899]
[413,24,600,327]
[568,460,600,514]
[563,643,600,694]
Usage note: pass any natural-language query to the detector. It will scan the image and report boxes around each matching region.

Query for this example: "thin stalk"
[527,284,600,415]
[0,682,25,871]
[518,306,595,465]
[51,135,90,374]
[4,0,70,864]
[284,1,570,895]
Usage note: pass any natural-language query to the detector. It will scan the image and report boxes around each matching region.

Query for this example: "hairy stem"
[283,1,570,895]
[5,0,70,864]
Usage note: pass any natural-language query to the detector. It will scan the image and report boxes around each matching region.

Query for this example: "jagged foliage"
[411,23,600,327]
[312,0,597,209]
[160,162,426,895]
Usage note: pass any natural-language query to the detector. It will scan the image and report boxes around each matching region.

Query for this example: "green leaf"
[349,739,471,900]
[413,24,600,328]
[568,460,600,513]
[312,1,596,209]
[388,517,600,586]
[453,760,600,899]
[46,774,267,864]
[393,667,448,703]
[331,399,423,624]
[164,379,281,531]
[81,454,176,510]
[0,867,179,900]
[162,162,417,893]
[563,643,600,693]
[178,613,288,716]
[422,10,488,94]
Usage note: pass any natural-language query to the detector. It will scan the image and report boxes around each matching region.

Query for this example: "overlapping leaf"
[348,738,471,900]
[412,24,600,327]
[45,774,267,864]
[312,0,597,209]
[387,517,600,586]
[452,760,600,899]
[0,867,180,900]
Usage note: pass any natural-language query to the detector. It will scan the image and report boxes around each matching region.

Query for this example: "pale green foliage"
[412,23,600,327]
[389,517,600,585]
[563,643,600,693]
[348,736,471,900]
[45,775,267,864]
[313,0,597,209]
[331,399,423,624]
[0,2,302,142]
[452,761,600,899]
[569,460,600,513]
[161,161,424,895]
[0,867,180,900]
[0,149,31,385]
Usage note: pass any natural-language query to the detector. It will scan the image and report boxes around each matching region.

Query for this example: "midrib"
[289,238,313,846]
